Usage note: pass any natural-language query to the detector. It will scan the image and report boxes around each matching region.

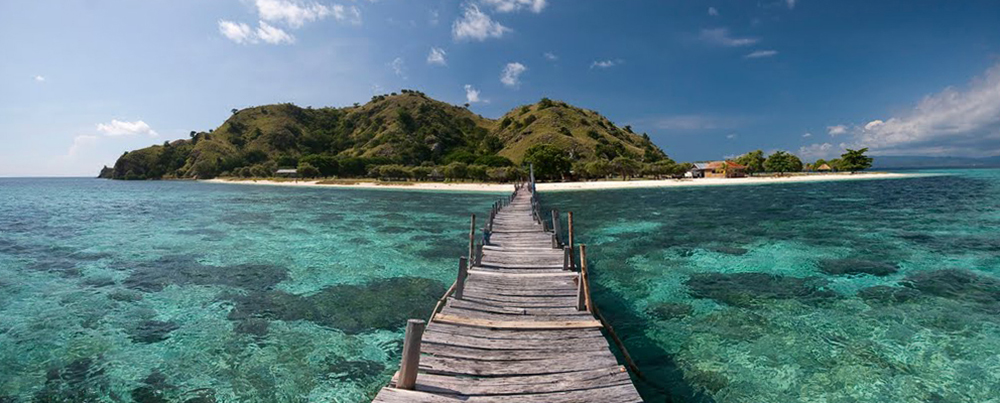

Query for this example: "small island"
[103,91,889,191]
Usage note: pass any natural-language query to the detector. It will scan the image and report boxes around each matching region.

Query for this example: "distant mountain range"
[872,155,1000,169]
[101,91,666,179]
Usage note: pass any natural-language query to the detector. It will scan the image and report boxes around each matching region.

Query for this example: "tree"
[839,148,873,172]
[297,162,320,178]
[299,154,339,177]
[764,151,803,173]
[523,144,571,180]
[231,108,239,115]
[583,160,612,179]
[443,162,469,181]
[610,157,642,180]
[735,150,766,174]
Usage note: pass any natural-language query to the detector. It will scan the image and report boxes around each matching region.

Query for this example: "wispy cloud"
[699,28,759,47]
[255,0,334,28]
[67,135,98,157]
[96,119,158,137]
[427,47,447,66]
[501,62,527,87]
[802,132,812,138]
[786,0,798,10]
[452,5,511,41]
[828,62,1000,157]
[480,0,547,13]
[331,4,362,25]
[543,52,558,61]
[745,49,778,59]
[464,84,485,103]
[389,57,406,79]
[590,59,622,69]
[256,20,295,44]
[33,75,45,82]
[827,125,848,136]
[219,20,255,44]
[798,142,837,160]
[708,7,719,16]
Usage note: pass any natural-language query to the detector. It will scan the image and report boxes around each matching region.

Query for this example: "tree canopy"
[839,148,874,172]
[735,150,766,174]
[524,144,572,180]
[763,151,803,173]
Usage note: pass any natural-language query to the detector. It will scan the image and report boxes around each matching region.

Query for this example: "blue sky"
[2,0,1000,176]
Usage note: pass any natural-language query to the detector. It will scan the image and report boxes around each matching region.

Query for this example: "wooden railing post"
[576,273,587,311]
[397,319,426,390]
[455,257,469,300]
[475,242,483,266]
[468,214,476,264]
[567,212,575,269]
[580,245,591,313]
[551,209,561,246]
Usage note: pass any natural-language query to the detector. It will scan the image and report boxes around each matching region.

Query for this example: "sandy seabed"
[203,172,928,193]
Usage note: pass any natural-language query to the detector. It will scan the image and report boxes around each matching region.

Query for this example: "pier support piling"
[397,319,426,390]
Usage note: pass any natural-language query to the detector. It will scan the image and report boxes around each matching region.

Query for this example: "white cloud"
[389,57,406,79]
[219,20,255,44]
[34,75,45,82]
[500,62,527,87]
[590,59,622,69]
[452,5,511,41]
[699,28,759,47]
[256,20,295,44]
[68,135,98,157]
[863,119,884,131]
[827,125,848,136]
[429,9,439,26]
[836,62,1000,157]
[427,47,447,66]
[745,49,778,59]
[802,132,812,138]
[798,143,839,160]
[786,0,797,9]
[708,7,719,16]
[726,133,737,139]
[543,52,557,61]
[96,120,158,137]
[331,4,362,25]
[255,0,331,28]
[480,0,547,13]
[464,84,483,103]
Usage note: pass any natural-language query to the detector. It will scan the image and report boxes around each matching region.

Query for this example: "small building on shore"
[816,163,833,172]
[689,161,747,178]
[275,168,298,178]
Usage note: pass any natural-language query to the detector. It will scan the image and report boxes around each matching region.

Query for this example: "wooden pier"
[371,176,643,402]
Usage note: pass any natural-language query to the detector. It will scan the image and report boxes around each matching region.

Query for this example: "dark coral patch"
[233,318,270,337]
[819,259,899,276]
[34,357,108,402]
[647,303,693,320]
[685,272,836,307]
[130,320,180,344]
[131,370,175,403]
[857,285,922,304]
[902,269,1000,312]
[123,255,287,292]
[225,277,445,334]
[327,357,386,382]
[709,246,749,256]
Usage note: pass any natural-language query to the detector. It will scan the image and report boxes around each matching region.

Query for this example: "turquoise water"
[2,170,999,402]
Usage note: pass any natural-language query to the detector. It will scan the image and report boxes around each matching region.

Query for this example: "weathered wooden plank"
[419,353,620,376]
[393,366,633,396]
[432,313,602,329]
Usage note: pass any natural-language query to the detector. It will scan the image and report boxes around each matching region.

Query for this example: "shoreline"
[203,172,931,193]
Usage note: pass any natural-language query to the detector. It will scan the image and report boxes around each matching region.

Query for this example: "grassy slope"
[108,93,666,179]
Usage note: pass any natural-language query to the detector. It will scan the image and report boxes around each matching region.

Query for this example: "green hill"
[104,91,669,180]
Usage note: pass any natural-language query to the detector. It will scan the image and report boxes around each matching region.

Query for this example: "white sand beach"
[204,172,927,193]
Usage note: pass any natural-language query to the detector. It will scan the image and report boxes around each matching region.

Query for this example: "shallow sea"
[1,170,998,402]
